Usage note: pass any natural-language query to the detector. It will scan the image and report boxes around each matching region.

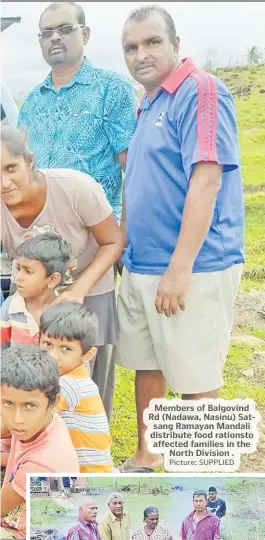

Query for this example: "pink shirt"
[67,518,102,540]
[2,413,79,537]
[181,511,221,540]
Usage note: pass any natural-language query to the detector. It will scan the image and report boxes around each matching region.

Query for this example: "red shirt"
[67,518,102,540]
[181,510,221,540]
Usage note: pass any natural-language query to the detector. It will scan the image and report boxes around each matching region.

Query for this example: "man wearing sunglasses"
[17,2,137,422]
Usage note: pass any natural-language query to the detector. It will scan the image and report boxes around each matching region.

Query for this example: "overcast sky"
[1,2,265,98]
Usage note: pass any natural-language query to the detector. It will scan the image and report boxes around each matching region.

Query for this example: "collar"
[41,57,94,90]
[8,292,39,337]
[78,517,99,529]
[161,57,196,94]
[189,510,214,522]
[138,57,196,115]
[110,511,127,522]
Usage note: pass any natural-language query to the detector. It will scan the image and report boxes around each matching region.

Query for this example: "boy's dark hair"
[208,487,217,493]
[15,233,72,282]
[39,301,98,354]
[1,345,60,405]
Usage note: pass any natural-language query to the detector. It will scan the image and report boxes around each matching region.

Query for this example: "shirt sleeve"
[73,174,113,228]
[221,501,226,516]
[214,517,221,539]
[177,85,240,181]
[11,462,55,499]
[57,377,79,412]
[99,519,112,540]
[103,76,137,156]
[180,520,187,539]
[67,530,81,540]
[1,297,11,350]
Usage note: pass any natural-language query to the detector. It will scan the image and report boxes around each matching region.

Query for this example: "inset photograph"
[29,475,265,540]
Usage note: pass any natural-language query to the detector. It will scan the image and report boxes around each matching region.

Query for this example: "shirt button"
[57,96,61,100]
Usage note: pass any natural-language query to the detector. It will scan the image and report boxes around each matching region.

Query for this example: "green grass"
[241,192,265,291]
[111,338,265,466]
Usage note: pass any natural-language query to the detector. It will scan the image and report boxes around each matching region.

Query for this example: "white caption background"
[144,398,261,472]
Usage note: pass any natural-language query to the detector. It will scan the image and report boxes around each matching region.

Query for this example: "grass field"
[111,65,265,470]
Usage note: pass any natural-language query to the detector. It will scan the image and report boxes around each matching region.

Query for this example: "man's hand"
[53,284,85,306]
[155,267,192,317]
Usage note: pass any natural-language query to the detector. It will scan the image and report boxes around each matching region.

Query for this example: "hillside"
[217,65,265,191]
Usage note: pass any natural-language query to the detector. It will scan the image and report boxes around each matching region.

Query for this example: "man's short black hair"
[39,2,86,27]
[209,487,217,492]
[124,4,177,42]
[39,301,98,354]
[1,345,60,405]
[15,233,72,283]
[193,490,208,500]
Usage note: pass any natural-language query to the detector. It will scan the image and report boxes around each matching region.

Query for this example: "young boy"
[39,301,113,473]
[1,345,79,539]
[1,233,72,349]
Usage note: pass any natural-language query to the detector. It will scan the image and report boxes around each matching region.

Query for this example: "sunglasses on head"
[38,24,84,40]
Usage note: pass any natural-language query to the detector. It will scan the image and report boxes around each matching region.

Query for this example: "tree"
[247,46,263,65]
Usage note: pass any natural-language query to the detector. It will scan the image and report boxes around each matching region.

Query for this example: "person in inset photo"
[133,507,172,540]
[99,492,131,540]
[180,490,221,540]
[67,499,101,540]
[207,487,227,519]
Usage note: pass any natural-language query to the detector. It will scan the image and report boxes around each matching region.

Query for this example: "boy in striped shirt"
[39,301,113,473]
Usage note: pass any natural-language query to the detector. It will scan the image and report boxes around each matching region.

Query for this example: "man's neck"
[194,510,207,521]
[114,513,123,521]
[145,57,182,102]
[52,57,84,89]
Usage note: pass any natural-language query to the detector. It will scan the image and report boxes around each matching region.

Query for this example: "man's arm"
[155,85,240,317]
[99,520,112,540]
[155,162,222,316]
[221,501,226,517]
[0,483,25,517]
[104,76,137,221]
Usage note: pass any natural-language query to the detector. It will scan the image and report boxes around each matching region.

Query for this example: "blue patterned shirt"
[18,58,137,220]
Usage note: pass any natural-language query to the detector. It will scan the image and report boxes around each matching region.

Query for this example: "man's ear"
[48,272,62,290]
[82,347,98,363]
[173,36,180,55]
[83,26,90,45]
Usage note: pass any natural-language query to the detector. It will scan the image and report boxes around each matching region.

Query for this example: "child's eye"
[26,403,36,410]
[42,341,52,348]
[3,401,12,407]
[62,346,72,352]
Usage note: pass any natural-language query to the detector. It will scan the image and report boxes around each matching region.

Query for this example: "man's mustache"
[136,63,154,70]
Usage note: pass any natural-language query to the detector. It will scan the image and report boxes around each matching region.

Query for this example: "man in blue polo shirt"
[17,1,137,421]
[117,5,245,471]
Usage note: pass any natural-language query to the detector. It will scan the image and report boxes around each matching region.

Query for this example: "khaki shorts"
[116,265,243,394]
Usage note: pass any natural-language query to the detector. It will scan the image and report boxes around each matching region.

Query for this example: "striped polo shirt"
[123,57,245,275]
[1,292,39,349]
[57,364,112,473]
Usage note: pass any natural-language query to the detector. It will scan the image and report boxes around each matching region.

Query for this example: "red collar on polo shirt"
[137,57,196,117]
[161,57,197,93]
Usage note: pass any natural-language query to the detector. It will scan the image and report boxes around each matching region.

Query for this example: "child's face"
[15,257,51,299]
[1,384,57,442]
[39,333,85,375]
